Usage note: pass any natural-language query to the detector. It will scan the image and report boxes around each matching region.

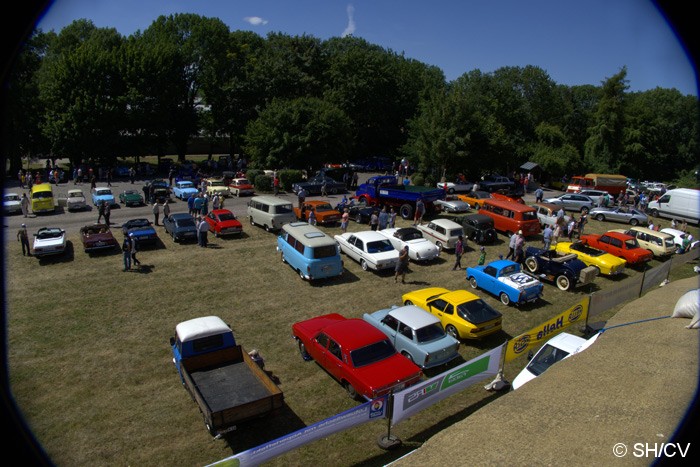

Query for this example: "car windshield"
[457,299,502,324]
[32,191,52,199]
[313,245,338,259]
[124,191,139,196]
[314,203,334,212]
[4,195,20,201]
[127,219,150,228]
[179,182,194,188]
[526,344,570,377]
[415,323,446,343]
[209,180,225,186]
[350,339,396,368]
[68,192,84,198]
[37,229,62,239]
[96,190,112,196]
[177,219,196,227]
[664,238,675,248]
[367,240,394,253]
[218,212,236,221]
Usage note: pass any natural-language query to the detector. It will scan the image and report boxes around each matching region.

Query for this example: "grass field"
[5,199,698,466]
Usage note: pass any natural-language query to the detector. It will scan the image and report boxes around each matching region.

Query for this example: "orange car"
[293,200,342,225]
[456,190,493,209]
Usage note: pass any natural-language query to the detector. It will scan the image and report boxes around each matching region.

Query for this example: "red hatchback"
[205,209,243,237]
[580,231,653,266]
[292,313,422,400]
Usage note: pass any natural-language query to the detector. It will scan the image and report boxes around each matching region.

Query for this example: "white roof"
[388,305,440,329]
[349,230,393,242]
[429,218,463,229]
[67,190,84,196]
[176,316,231,343]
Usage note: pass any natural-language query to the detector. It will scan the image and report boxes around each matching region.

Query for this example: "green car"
[119,189,145,207]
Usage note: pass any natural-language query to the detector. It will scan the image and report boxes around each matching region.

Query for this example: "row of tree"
[2,14,698,185]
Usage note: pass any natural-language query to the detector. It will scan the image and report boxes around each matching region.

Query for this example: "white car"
[32,227,67,258]
[434,198,470,214]
[3,192,22,215]
[437,181,474,194]
[511,332,599,390]
[660,228,699,253]
[334,231,400,271]
[376,227,440,262]
[416,218,464,251]
[66,189,87,211]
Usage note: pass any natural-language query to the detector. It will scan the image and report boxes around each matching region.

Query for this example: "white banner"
[391,345,502,424]
[209,396,388,467]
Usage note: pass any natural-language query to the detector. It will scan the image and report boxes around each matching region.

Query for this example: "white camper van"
[647,188,700,224]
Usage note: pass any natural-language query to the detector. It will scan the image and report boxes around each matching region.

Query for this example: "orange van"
[479,199,541,237]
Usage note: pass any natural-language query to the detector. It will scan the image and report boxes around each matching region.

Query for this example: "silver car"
[543,193,596,213]
[434,198,470,213]
[589,206,648,226]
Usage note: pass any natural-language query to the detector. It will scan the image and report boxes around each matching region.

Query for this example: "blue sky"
[35,0,697,96]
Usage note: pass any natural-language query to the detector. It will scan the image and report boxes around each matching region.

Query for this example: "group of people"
[368,206,398,231]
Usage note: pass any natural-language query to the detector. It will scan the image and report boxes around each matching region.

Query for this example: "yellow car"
[401,287,502,340]
[555,241,626,276]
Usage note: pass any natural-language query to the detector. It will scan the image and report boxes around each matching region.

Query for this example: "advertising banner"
[504,297,589,362]
[210,396,387,467]
[391,346,502,425]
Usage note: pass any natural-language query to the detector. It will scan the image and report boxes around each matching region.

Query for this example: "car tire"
[265,224,272,232]
[281,253,286,263]
[499,292,511,306]
[435,241,443,252]
[401,351,414,363]
[356,213,362,223]
[469,277,478,289]
[403,300,413,305]
[399,204,413,220]
[651,209,659,217]
[345,382,361,401]
[298,341,311,361]
[525,257,538,273]
[448,188,455,194]
[629,218,639,226]
[556,275,572,291]
[360,259,369,271]
[249,216,255,226]
[595,214,605,221]
[581,206,589,214]
[445,324,459,340]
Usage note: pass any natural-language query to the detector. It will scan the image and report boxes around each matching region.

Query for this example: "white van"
[247,195,297,232]
[647,188,700,224]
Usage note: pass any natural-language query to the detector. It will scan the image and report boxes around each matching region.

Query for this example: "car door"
[380,314,400,343]
[347,235,362,262]
[601,235,624,257]
[324,338,346,381]
[426,298,450,324]
[482,265,501,293]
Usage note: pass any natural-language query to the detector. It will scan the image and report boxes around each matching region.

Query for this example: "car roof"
[324,318,389,348]
[428,218,463,228]
[387,305,440,328]
[176,316,230,343]
[534,202,562,211]
[627,226,673,238]
[541,332,588,354]
[350,230,392,241]
[440,289,482,304]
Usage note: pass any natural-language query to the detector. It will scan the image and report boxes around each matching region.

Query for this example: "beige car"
[204,178,230,198]
[612,226,675,258]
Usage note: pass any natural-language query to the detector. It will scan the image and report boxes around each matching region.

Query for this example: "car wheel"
[469,277,478,289]
[595,214,605,221]
[629,218,639,226]
[399,204,413,220]
[435,241,443,252]
[445,324,459,340]
[356,213,363,223]
[403,300,413,306]
[345,382,361,401]
[298,341,311,361]
[249,216,255,226]
[581,206,589,214]
[299,269,306,280]
[651,209,659,217]
[448,188,455,194]
[525,257,538,273]
[401,351,414,363]
[360,259,369,271]
[556,275,572,291]
[499,292,511,306]
[281,253,287,263]
[265,224,272,232]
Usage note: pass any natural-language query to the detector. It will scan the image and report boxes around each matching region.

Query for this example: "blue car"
[362,305,460,369]
[163,213,198,242]
[172,180,199,200]
[466,259,543,306]
[92,187,116,206]
[122,218,158,248]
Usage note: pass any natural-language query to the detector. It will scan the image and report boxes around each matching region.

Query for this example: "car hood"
[499,272,541,290]
[352,353,420,391]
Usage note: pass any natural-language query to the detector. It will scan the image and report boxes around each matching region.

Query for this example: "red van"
[479,199,541,237]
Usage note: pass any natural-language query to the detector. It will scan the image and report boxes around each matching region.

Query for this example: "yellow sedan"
[554,241,626,276]
[401,287,502,340]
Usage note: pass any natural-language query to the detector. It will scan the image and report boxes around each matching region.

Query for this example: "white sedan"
[3,193,22,215]
[660,228,699,253]
[32,227,67,258]
[334,231,399,271]
[66,189,88,211]
[376,227,440,262]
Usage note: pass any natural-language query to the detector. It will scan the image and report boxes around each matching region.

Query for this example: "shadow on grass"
[221,403,307,454]
[310,270,361,287]
[131,264,155,274]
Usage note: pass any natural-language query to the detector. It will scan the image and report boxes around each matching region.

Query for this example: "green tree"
[529,122,582,178]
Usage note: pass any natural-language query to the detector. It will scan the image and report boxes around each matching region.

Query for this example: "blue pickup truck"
[355,175,445,220]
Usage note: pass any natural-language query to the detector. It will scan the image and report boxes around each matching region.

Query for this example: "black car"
[162,213,198,243]
[524,246,598,291]
[457,213,497,245]
[335,201,376,224]
[143,179,171,203]
[479,174,516,193]
[293,174,346,195]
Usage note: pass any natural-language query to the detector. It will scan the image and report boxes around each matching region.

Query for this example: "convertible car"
[163,213,198,242]
[32,227,67,258]
[554,241,626,276]
[523,246,598,291]
[362,305,460,369]
[121,218,158,248]
[376,227,440,262]
[466,259,543,306]
[80,224,120,253]
[402,287,503,340]
[292,313,422,400]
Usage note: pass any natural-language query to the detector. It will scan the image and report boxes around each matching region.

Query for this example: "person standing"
[414,198,425,226]
[129,167,135,184]
[378,207,389,230]
[162,199,170,221]
[297,187,306,209]
[452,235,464,270]
[106,168,112,187]
[103,201,111,225]
[477,246,486,265]
[395,246,410,283]
[197,216,209,247]
[514,231,525,265]
[122,235,132,271]
[340,208,349,233]
[542,224,553,251]
[77,167,83,184]
[17,224,31,256]
[553,222,562,246]
[308,210,317,226]
[370,210,379,231]
[187,193,196,216]
[130,234,141,268]
[352,172,358,190]
[273,176,280,196]
[567,218,576,240]
[211,194,220,211]
[152,201,161,226]
[577,214,588,237]
[20,193,29,217]
[506,231,517,260]
[535,187,544,203]
[389,207,397,229]
[97,200,106,223]
[321,180,327,197]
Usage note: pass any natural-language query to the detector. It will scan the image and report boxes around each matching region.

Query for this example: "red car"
[580,231,653,266]
[205,209,243,237]
[292,313,422,400]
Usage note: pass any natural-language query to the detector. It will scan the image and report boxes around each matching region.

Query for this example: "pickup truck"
[355,175,445,220]
[170,316,284,436]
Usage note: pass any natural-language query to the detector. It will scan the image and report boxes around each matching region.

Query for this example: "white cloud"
[244,16,268,26]
[341,4,355,37]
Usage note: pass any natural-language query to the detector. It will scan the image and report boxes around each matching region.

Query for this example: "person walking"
[20,193,29,217]
[553,222,562,246]
[106,168,112,187]
[506,231,517,260]
[352,172,358,190]
[534,187,544,203]
[211,194,220,211]
[395,246,410,283]
[414,198,425,225]
[273,176,280,196]
[122,235,132,271]
[514,231,525,265]
[542,224,553,251]
[378,207,389,230]
[297,187,306,210]
[567,218,576,240]
[17,224,31,256]
[130,234,141,268]
[308,210,317,226]
[340,208,349,233]
[577,214,587,237]
[163,199,171,221]
[452,235,464,270]
[129,167,135,184]
[321,180,327,197]
[152,201,161,226]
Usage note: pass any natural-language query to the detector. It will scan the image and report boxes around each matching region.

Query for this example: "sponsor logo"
[568,304,583,322]
[512,334,531,354]
[536,316,564,340]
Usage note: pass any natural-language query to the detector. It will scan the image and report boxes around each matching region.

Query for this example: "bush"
[254,174,273,192]
[411,173,425,187]
[246,169,262,185]
[279,169,304,192]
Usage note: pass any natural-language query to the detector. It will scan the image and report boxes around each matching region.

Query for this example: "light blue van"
[276,222,344,281]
